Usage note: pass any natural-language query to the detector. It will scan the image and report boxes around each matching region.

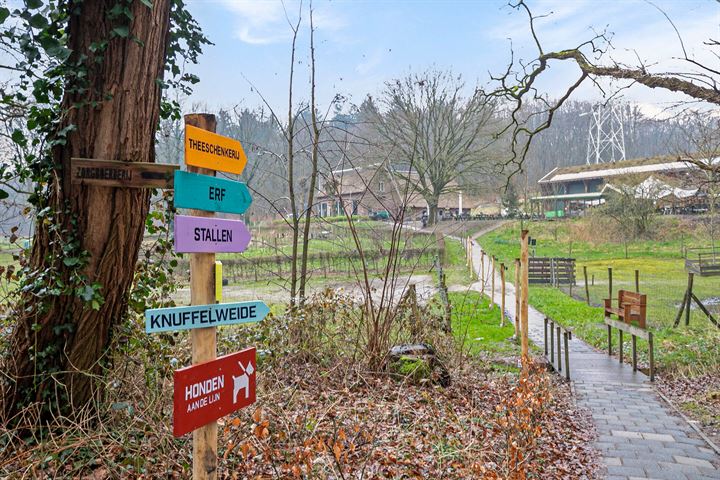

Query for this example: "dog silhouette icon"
[232,361,254,404]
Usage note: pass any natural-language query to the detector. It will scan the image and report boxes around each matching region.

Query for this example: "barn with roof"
[531,156,714,217]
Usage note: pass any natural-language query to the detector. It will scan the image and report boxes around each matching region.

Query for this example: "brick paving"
[469,239,720,479]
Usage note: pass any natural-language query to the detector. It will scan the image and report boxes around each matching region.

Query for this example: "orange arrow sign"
[184,125,248,175]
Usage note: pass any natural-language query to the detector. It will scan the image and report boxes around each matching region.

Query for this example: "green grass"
[449,291,516,356]
[477,219,720,375]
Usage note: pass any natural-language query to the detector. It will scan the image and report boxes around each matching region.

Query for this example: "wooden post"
[550,319,554,365]
[631,335,637,372]
[480,252,485,294]
[556,324,561,371]
[185,113,218,480]
[635,269,640,293]
[514,259,520,339]
[591,274,595,286]
[520,230,530,366]
[607,324,612,355]
[685,273,694,326]
[490,256,495,309]
[543,317,548,355]
[608,267,613,301]
[500,263,506,326]
[564,331,570,380]
[619,330,623,364]
[584,266,590,305]
[648,332,655,381]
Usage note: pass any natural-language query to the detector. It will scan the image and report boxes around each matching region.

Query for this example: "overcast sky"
[185,0,719,116]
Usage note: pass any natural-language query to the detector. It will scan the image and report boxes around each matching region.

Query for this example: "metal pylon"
[586,102,626,164]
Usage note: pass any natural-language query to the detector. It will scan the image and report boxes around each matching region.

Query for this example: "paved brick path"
[469,240,720,479]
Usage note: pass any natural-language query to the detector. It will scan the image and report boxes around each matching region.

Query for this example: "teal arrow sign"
[145,301,270,333]
[174,170,252,214]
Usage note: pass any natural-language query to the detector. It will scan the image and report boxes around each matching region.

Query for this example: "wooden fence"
[528,257,576,286]
[178,247,442,282]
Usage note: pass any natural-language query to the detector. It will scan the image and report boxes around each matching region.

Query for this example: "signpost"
[185,124,248,174]
[174,170,252,214]
[145,301,269,333]
[173,347,256,437]
[138,114,258,479]
[174,215,252,253]
[71,158,178,188]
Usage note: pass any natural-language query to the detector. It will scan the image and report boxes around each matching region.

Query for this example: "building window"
[379,181,385,193]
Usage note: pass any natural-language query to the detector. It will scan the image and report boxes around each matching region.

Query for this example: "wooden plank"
[603,317,650,340]
[71,158,178,188]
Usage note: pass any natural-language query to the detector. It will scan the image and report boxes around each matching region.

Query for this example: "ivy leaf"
[112,25,130,38]
[0,188,8,200]
[80,285,95,301]
[0,7,10,23]
[28,13,48,29]
[63,257,81,267]
[140,0,153,6]
[26,0,43,9]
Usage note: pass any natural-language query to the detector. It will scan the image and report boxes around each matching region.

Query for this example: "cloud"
[217,0,347,45]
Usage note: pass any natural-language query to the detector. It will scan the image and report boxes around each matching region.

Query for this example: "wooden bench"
[604,290,647,329]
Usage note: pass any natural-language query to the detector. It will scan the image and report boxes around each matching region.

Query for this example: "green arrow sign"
[174,170,252,214]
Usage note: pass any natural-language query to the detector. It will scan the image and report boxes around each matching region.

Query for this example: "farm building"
[532,156,716,217]
[315,164,488,220]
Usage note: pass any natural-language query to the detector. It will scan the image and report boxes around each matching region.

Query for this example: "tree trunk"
[2,0,172,421]
[427,201,439,226]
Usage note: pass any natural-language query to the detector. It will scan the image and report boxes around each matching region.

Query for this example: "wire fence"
[557,262,719,329]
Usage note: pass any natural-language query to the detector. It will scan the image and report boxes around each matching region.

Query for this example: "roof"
[530,192,606,202]
[538,155,717,184]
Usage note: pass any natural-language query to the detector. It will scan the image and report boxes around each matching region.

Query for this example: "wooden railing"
[544,317,572,380]
[685,247,720,276]
[604,317,655,381]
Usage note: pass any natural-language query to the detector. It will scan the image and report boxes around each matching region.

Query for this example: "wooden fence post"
[480,252,485,294]
[500,263,506,326]
[490,255,496,309]
[608,267,613,301]
[185,113,218,480]
[520,230,530,367]
[584,266,590,305]
[514,259,520,339]
[635,269,640,293]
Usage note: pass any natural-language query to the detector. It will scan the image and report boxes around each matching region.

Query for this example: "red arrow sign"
[173,347,256,437]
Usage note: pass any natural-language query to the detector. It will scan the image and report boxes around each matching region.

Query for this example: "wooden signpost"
[71,158,178,188]
[174,215,252,253]
[174,170,252,215]
[139,114,260,479]
[145,301,269,333]
[173,347,257,437]
[185,124,248,174]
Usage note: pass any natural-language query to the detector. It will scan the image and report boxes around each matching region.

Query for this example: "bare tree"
[370,70,497,225]
[492,0,720,177]
[677,111,720,247]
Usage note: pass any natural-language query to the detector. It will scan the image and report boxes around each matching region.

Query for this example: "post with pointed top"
[520,230,530,370]
[186,113,218,480]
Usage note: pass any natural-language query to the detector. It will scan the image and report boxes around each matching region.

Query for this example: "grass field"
[449,290,516,357]
[477,219,720,375]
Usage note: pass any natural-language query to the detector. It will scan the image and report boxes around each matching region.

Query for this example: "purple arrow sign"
[174,215,251,253]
